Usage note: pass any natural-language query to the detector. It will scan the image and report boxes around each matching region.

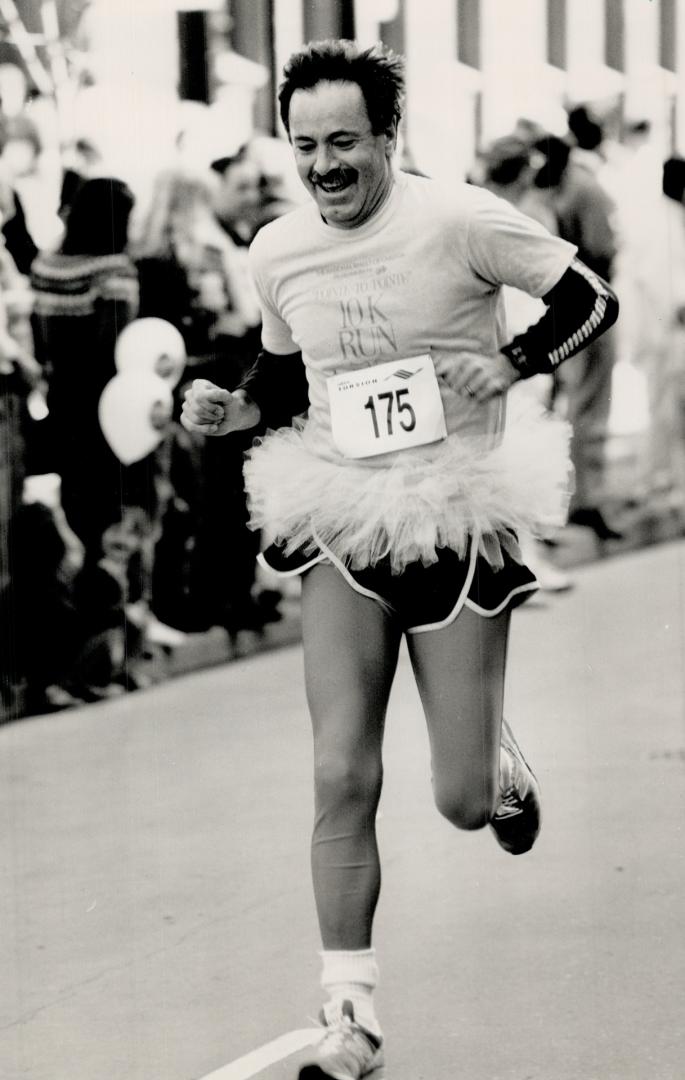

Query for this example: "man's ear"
[384,121,398,159]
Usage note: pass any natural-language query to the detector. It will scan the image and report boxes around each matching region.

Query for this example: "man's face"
[288,80,396,229]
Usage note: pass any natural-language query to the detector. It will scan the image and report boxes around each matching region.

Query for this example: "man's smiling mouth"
[313,172,355,194]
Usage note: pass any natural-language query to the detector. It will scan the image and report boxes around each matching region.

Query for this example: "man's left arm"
[500,257,618,379]
[450,257,619,401]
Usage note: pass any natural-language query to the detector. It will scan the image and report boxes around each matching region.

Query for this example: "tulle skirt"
[244,399,573,574]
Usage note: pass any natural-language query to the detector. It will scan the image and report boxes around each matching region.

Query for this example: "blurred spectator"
[27,178,165,697]
[0,292,34,717]
[478,134,556,232]
[0,115,38,275]
[30,177,140,549]
[246,134,307,227]
[58,137,103,223]
[478,135,572,593]
[135,166,259,362]
[134,166,271,640]
[210,144,263,245]
[9,489,83,714]
[625,157,685,509]
[0,219,43,717]
[534,127,621,540]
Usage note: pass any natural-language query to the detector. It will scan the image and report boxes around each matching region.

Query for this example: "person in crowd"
[0,245,41,719]
[210,144,263,245]
[8,491,83,715]
[29,177,158,697]
[58,136,103,224]
[134,167,271,641]
[533,124,622,541]
[626,156,685,510]
[30,177,139,549]
[182,40,618,1079]
[478,135,573,592]
[135,166,259,364]
[246,133,307,228]
[0,116,38,275]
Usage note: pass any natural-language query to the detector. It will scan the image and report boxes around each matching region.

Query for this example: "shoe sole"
[299,1068,353,1080]
[298,1049,384,1080]
[299,1068,383,1080]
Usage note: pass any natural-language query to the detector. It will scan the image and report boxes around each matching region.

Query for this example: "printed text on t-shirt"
[338,294,398,361]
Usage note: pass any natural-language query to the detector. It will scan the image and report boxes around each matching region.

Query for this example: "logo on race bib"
[385,367,419,381]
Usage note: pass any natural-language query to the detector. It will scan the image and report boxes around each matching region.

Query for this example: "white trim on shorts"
[260,528,538,633]
[464,581,539,618]
[406,531,480,635]
[257,549,327,578]
[310,529,395,617]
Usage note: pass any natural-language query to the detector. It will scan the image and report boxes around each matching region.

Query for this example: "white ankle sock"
[320,948,381,1038]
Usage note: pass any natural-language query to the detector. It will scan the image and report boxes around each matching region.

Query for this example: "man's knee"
[314,753,383,816]
[434,782,497,832]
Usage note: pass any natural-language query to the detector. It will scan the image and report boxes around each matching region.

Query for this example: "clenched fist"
[181,379,261,436]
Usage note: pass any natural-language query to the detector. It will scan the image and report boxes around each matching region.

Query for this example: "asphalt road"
[2,541,684,1080]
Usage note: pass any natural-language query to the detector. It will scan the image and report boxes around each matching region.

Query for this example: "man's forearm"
[229,389,263,430]
[500,258,619,379]
[237,348,309,429]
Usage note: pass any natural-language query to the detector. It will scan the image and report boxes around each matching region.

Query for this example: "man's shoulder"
[405,172,513,218]
[249,204,315,264]
[400,173,508,239]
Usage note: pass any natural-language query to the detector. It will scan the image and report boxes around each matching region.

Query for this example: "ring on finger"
[464,384,475,397]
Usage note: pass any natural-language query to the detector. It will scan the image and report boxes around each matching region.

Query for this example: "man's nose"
[312,144,335,177]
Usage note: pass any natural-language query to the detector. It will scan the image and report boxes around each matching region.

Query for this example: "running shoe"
[490,718,541,855]
[299,999,384,1080]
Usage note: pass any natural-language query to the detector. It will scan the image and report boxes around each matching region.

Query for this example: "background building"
[1,1,682,189]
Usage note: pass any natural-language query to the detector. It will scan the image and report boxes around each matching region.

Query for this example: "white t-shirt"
[248,171,576,456]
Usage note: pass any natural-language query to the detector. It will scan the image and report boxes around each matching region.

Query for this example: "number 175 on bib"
[327,354,447,459]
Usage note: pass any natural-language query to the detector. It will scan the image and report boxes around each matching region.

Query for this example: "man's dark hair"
[278,39,405,136]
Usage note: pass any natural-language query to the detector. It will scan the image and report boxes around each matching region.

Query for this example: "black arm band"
[237,348,309,430]
[500,258,619,379]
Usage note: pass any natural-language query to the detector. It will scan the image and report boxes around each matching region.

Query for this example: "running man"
[182,41,618,1080]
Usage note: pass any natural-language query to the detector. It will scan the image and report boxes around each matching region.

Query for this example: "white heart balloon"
[99,371,173,465]
[115,318,186,388]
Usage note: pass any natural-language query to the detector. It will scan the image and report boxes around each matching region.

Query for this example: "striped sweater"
[30,252,139,319]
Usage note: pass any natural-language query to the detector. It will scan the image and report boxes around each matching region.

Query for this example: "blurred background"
[1,0,685,720]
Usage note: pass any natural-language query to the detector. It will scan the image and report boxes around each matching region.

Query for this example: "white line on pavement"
[200,1029,321,1080]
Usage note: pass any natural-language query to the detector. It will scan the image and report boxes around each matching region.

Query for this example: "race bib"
[327,354,447,459]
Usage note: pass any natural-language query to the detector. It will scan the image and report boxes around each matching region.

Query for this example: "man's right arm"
[181,349,309,437]
[237,348,309,430]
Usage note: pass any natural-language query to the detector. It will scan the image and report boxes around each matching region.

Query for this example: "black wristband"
[499,340,548,380]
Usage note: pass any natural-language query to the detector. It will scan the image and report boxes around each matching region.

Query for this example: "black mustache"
[310,169,355,186]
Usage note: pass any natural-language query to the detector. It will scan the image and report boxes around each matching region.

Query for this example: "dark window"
[546,0,566,68]
[457,0,480,69]
[380,0,405,54]
[605,0,625,72]
[230,0,276,132]
[660,0,676,72]
[303,0,355,41]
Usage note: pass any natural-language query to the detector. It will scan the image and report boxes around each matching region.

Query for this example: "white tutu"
[244,398,573,573]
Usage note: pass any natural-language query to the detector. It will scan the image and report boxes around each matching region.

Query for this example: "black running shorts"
[258,533,538,634]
